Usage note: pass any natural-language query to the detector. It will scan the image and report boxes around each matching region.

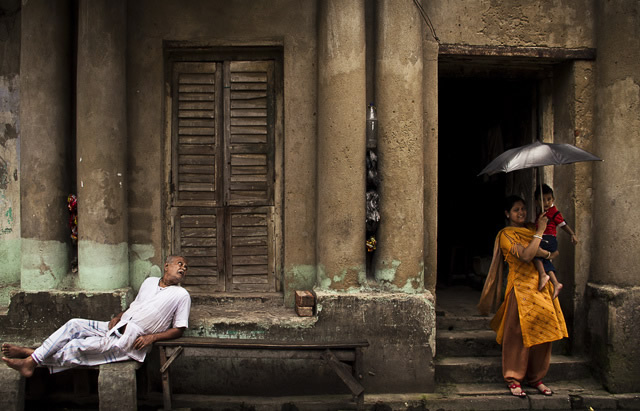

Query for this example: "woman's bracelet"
[533,234,543,240]
[546,251,552,260]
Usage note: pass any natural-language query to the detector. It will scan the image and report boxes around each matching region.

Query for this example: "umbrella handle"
[538,167,544,215]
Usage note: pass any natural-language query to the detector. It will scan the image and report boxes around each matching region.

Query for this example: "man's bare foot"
[552,283,564,300]
[538,273,550,291]
[1,343,35,358]
[2,356,37,378]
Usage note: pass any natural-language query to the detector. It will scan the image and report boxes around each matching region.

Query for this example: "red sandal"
[531,380,553,396]
[508,383,527,397]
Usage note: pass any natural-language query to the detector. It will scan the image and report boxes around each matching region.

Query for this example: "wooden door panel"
[173,207,225,292]
[171,57,278,293]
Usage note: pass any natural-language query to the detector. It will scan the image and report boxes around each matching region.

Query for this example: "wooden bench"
[156,337,369,410]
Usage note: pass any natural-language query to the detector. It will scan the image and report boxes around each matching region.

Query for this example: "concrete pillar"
[589,0,640,393]
[592,1,640,287]
[375,0,424,291]
[76,0,129,290]
[422,34,438,294]
[20,0,72,290]
[316,0,366,290]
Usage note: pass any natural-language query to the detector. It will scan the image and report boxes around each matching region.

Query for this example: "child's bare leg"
[548,271,563,299]
[534,259,549,291]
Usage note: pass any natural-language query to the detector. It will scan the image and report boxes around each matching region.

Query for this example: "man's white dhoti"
[31,277,190,373]
[32,318,132,374]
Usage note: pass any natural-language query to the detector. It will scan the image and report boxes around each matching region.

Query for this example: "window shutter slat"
[173,62,221,206]
[226,61,274,207]
[174,207,225,291]
[226,207,274,292]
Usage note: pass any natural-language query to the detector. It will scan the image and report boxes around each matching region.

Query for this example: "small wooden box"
[295,305,313,317]
[295,290,315,307]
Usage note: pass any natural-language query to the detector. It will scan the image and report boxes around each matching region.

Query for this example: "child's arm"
[561,224,578,244]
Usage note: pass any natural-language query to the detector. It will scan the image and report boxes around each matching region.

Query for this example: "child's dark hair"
[504,195,525,213]
[534,184,554,200]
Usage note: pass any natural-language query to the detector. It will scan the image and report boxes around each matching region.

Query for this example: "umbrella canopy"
[478,140,602,176]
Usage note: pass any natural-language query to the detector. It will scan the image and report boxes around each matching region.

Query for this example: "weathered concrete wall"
[149,292,436,395]
[0,1,20,299]
[425,0,594,48]
[0,289,133,346]
[589,0,640,393]
[127,0,318,296]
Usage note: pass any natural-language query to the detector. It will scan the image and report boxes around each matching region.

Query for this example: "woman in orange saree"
[478,195,568,397]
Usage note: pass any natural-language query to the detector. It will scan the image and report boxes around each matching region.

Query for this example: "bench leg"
[159,347,172,411]
[354,347,364,410]
[322,349,365,407]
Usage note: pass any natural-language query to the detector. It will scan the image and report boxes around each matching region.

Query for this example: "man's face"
[162,257,188,286]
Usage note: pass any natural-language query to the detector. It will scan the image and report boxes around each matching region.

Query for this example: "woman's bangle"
[533,234,543,240]
[546,251,552,260]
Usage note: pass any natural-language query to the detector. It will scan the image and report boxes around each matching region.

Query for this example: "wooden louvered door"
[170,59,277,293]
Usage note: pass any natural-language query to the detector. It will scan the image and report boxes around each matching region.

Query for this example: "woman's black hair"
[504,195,525,213]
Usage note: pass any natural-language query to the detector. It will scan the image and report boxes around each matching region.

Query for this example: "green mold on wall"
[21,238,70,290]
[78,241,129,290]
[0,237,20,284]
[129,243,162,292]
[376,259,401,283]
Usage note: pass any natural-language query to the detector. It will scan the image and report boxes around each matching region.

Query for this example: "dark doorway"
[437,75,538,292]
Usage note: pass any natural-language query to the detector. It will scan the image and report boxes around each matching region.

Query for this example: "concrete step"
[435,355,593,384]
[436,313,492,331]
[436,329,501,357]
[137,380,640,411]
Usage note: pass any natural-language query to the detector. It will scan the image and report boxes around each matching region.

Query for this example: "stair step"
[427,379,619,410]
[437,314,492,331]
[436,329,501,357]
[435,355,593,384]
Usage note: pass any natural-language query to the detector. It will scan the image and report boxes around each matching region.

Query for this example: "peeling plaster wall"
[0,4,21,294]
[425,0,594,48]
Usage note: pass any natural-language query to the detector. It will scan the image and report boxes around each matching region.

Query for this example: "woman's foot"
[1,343,35,358]
[530,380,553,396]
[508,383,527,397]
[552,283,564,300]
[2,356,37,378]
[538,273,550,291]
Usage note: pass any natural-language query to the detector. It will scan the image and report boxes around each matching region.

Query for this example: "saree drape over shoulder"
[478,225,568,347]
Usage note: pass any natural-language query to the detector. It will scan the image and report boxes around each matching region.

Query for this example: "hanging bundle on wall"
[366,103,379,279]
[67,194,78,243]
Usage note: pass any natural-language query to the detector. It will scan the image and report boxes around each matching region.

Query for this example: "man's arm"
[132,327,185,350]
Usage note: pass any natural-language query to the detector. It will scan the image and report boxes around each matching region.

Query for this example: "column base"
[587,283,640,393]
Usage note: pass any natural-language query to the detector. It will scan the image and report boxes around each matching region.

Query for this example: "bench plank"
[156,337,368,350]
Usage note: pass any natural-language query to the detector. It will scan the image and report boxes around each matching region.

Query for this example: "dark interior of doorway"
[437,76,537,299]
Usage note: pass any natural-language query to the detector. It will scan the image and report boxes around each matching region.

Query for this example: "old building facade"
[0,0,638,401]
